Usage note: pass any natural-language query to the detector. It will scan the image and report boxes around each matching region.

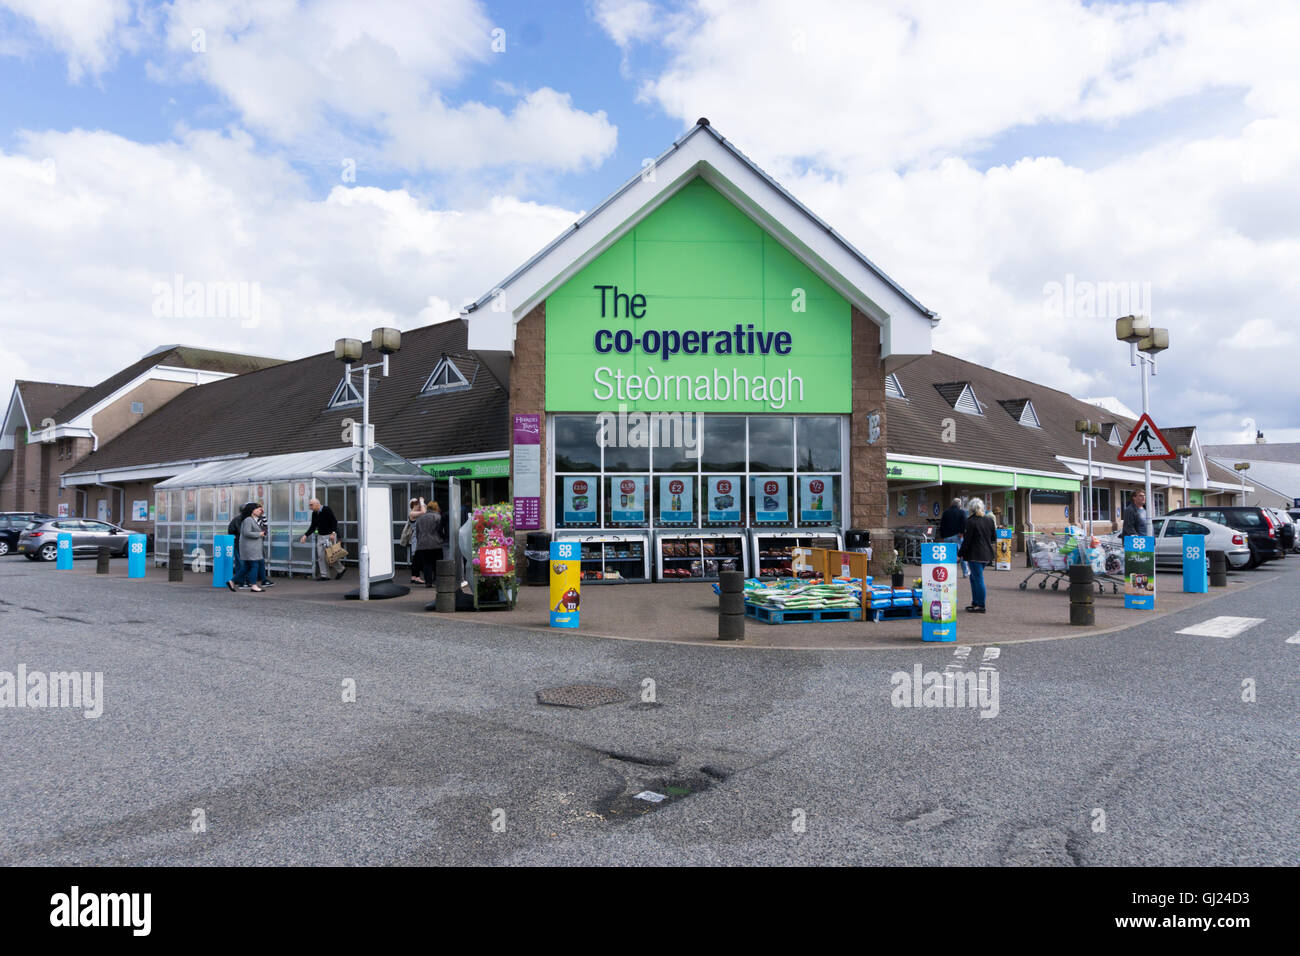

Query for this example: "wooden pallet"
[869,604,922,623]
[745,603,863,624]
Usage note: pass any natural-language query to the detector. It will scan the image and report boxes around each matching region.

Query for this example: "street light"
[1176,444,1192,509]
[334,327,402,600]
[1233,461,1250,505]
[1075,419,1102,537]
[1114,314,1170,512]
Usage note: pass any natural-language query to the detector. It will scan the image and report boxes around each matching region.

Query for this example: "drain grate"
[536,684,627,709]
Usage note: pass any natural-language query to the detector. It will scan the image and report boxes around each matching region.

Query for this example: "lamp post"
[1233,462,1250,506]
[1074,419,1102,537]
[334,327,401,601]
[1176,444,1192,509]
[1115,315,1170,513]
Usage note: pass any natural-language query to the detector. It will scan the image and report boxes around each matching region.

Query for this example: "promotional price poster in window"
[1124,535,1156,609]
[610,477,646,523]
[753,476,788,523]
[921,541,958,642]
[659,477,693,523]
[707,476,742,523]
[799,476,832,522]
[563,477,598,525]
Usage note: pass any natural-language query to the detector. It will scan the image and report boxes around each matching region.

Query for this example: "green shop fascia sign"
[422,458,510,480]
[545,179,852,414]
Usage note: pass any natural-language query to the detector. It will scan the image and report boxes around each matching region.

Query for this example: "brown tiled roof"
[50,346,283,424]
[1203,442,1300,465]
[886,352,1183,479]
[14,381,88,429]
[66,320,508,476]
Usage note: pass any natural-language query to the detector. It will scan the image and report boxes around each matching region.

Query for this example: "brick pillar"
[509,302,547,555]
[849,307,890,575]
[14,426,27,512]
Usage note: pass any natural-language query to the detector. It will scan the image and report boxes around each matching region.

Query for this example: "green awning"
[885,460,939,481]
[1016,473,1081,491]
[943,465,1014,486]
[422,457,510,480]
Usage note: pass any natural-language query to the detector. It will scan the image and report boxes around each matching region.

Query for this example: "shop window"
[748,417,794,471]
[654,475,697,527]
[130,401,144,415]
[1153,491,1166,516]
[421,356,470,395]
[700,416,746,472]
[605,475,649,527]
[604,439,649,473]
[1086,487,1111,521]
[555,415,601,472]
[749,475,794,524]
[327,376,362,409]
[557,475,599,528]
[796,417,841,472]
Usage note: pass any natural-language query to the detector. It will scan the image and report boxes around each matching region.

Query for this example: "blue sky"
[0,0,1296,444]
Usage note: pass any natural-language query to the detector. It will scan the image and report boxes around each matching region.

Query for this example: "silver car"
[1151,515,1252,569]
[18,518,132,561]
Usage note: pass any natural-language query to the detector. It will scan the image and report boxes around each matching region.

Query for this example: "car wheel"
[39,542,58,562]
[0,540,8,556]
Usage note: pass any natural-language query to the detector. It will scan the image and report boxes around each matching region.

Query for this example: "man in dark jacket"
[937,498,969,578]
[299,498,344,580]
[1120,490,1150,539]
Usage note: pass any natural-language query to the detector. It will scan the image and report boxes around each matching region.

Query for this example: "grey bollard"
[1207,550,1228,587]
[168,547,184,582]
[718,570,745,641]
[96,547,111,574]
[435,558,456,613]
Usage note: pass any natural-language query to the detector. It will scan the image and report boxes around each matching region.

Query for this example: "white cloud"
[1,0,134,80]
[0,128,578,402]
[591,0,661,48]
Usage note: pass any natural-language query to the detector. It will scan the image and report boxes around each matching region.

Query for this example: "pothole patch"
[536,684,627,710]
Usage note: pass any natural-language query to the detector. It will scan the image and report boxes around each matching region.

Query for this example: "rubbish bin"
[845,529,871,551]
[525,531,551,586]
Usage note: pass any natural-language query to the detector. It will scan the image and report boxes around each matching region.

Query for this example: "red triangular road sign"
[1117,413,1176,461]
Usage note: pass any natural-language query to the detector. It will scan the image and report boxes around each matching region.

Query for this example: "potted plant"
[885,550,905,588]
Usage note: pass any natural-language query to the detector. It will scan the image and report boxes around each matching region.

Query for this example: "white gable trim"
[466,122,936,364]
[1019,401,1041,427]
[53,365,239,432]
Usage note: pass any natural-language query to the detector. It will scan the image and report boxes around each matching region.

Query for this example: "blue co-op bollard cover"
[1182,534,1208,593]
[127,533,147,578]
[56,532,73,569]
[213,534,235,587]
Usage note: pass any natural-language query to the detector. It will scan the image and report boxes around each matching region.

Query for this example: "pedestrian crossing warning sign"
[1117,413,1176,461]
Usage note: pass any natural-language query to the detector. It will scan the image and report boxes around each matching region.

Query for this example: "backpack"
[227,516,242,539]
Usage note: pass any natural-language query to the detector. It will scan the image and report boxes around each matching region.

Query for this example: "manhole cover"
[536,684,627,709]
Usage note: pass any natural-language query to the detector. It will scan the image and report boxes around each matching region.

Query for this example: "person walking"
[401,497,427,585]
[228,503,266,592]
[958,497,996,613]
[299,497,344,580]
[1120,490,1150,539]
[254,506,275,588]
[937,497,969,578]
[411,501,446,590]
[226,503,249,589]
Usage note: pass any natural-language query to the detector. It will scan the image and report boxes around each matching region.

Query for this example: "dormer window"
[421,355,470,395]
[885,373,906,399]
[1102,423,1122,446]
[327,375,362,409]
[998,398,1040,427]
[935,382,983,415]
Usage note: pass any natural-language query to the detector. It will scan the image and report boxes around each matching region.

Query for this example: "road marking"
[1287,632,1300,644]
[1176,616,1266,638]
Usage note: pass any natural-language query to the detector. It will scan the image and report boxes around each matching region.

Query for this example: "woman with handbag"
[957,497,996,613]
[412,501,446,590]
[402,497,427,585]
[228,503,267,593]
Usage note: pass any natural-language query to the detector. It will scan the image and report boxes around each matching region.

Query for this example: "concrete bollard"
[96,547,111,574]
[1207,550,1228,587]
[435,558,456,613]
[718,570,745,641]
[168,547,184,582]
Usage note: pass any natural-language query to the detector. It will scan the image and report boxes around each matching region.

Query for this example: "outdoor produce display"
[743,579,863,611]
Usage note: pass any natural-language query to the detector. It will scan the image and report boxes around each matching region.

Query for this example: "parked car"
[1150,516,1253,569]
[0,512,54,556]
[1289,509,1300,552]
[1165,506,1286,567]
[17,517,132,561]
[1264,507,1296,552]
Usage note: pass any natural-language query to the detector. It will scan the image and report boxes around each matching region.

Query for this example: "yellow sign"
[549,541,581,628]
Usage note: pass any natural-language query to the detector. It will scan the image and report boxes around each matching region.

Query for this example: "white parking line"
[1176,616,1266,638]
[1287,632,1300,644]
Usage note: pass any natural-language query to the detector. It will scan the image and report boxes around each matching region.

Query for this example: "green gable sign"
[545,179,852,413]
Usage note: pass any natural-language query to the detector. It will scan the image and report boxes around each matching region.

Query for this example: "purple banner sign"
[513,414,541,531]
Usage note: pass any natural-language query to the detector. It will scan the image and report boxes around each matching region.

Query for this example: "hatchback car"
[1150,515,1252,569]
[17,518,132,561]
[1264,507,1296,552]
[0,512,53,556]
[1165,506,1286,567]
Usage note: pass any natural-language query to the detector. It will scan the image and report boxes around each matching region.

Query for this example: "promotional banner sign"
[799,476,833,523]
[995,528,1014,570]
[213,534,234,588]
[753,476,789,523]
[549,540,581,628]
[56,532,73,569]
[1124,535,1156,609]
[562,477,598,525]
[706,476,741,523]
[127,534,147,578]
[921,541,957,642]
[610,477,646,523]
[659,476,693,523]
[1182,534,1208,593]
[513,414,541,531]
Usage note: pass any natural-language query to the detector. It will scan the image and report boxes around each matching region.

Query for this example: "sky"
[1,0,1297,444]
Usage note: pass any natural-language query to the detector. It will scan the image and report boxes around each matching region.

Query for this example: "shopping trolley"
[893,527,933,566]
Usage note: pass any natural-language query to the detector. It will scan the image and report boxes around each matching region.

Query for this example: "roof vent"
[421,354,471,395]
[696,117,710,127]
[998,398,1040,427]
[935,382,982,415]
[885,373,905,399]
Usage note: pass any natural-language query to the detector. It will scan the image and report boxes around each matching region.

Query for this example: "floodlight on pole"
[1176,444,1192,509]
[1075,419,1098,536]
[1233,462,1250,505]
[1116,316,1168,512]
[1115,315,1151,344]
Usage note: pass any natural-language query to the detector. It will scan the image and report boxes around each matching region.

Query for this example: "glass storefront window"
[606,475,649,527]
[604,441,649,473]
[271,483,291,523]
[796,417,841,472]
[701,415,746,472]
[750,475,793,524]
[702,475,744,526]
[199,488,214,522]
[748,417,794,471]
[557,475,599,528]
[555,415,600,472]
[654,475,696,527]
